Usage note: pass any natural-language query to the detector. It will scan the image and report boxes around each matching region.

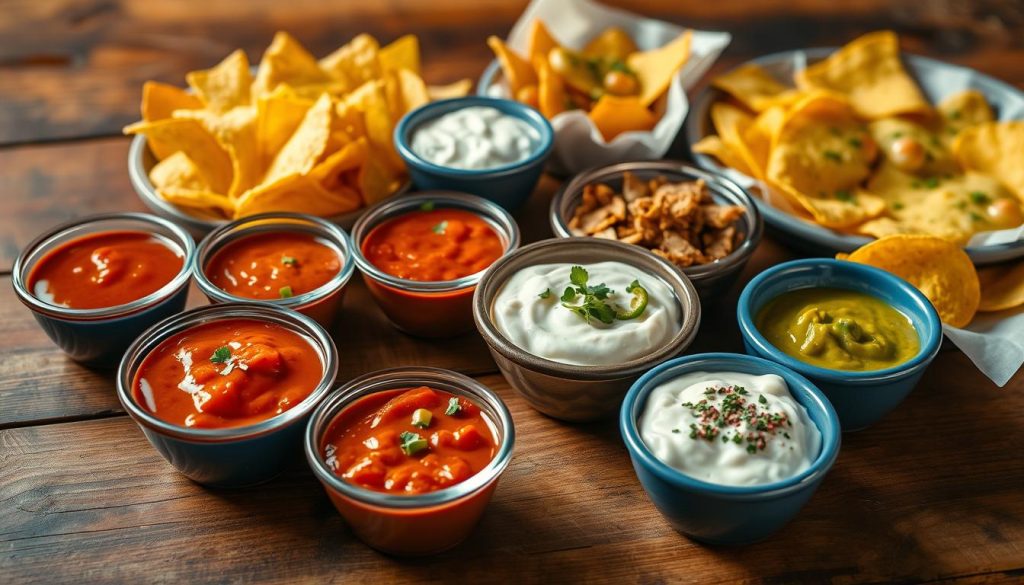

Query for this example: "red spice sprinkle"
[682,384,791,452]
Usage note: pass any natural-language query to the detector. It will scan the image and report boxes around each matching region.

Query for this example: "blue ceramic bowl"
[12,213,195,368]
[737,259,943,431]
[116,303,339,488]
[394,96,553,210]
[620,353,841,545]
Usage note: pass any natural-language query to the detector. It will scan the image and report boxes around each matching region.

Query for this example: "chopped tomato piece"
[372,386,441,426]
[453,424,484,450]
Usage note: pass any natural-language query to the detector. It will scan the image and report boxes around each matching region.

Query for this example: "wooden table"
[2,1,1023,583]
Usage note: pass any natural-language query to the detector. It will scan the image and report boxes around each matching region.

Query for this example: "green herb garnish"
[970,211,983,222]
[923,177,940,189]
[419,201,435,212]
[432,221,448,235]
[210,346,231,364]
[557,266,648,325]
[835,190,854,203]
[279,286,293,298]
[445,397,461,416]
[399,431,428,456]
[281,256,297,266]
[847,137,862,148]
[970,191,991,205]
[538,288,551,299]
[823,150,842,162]
[892,202,905,211]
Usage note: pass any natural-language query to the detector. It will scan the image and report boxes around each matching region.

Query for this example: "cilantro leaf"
[538,288,551,299]
[398,431,428,456]
[445,397,461,416]
[569,265,588,287]
[281,256,297,266]
[210,346,231,364]
[432,221,448,235]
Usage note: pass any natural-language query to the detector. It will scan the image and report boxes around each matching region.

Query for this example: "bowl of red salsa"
[12,212,195,367]
[117,303,338,487]
[351,192,520,337]
[305,367,515,555]
[193,213,355,326]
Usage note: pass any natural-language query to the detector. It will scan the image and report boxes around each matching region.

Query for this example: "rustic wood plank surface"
[2,0,1023,583]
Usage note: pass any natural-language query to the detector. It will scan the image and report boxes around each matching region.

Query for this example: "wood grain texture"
[2,362,1022,584]
[0,0,1022,144]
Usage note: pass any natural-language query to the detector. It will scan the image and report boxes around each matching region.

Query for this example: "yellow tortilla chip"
[160,188,235,218]
[627,30,692,107]
[264,93,334,184]
[710,103,760,179]
[712,64,800,113]
[526,20,560,64]
[795,31,930,119]
[141,81,202,122]
[396,69,429,115]
[938,90,994,129]
[124,118,233,194]
[174,106,261,198]
[845,234,980,328]
[186,49,252,113]
[379,34,420,75]
[252,32,331,97]
[427,79,473,101]
[692,135,752,176]
[311,139,368,192]
[149,151,209,192]
[977,261,1024,312]
[588,95,657,141]
[487,36,537,96]
[868,116,959,177]
[345,80,402,170]
[954,121,1024,203]
[536,57,566,119]
[235,174,359,219]
[358,152,402,205]
[743,106,787,178]
[320,33,381,88]
[583,26,637,62]
[256,87,313,166]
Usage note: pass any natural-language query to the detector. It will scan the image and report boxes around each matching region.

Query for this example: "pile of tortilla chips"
[839,234,1024,328]
[487,21,692,141]
[695,31,1024,245]
[124,32,471,221]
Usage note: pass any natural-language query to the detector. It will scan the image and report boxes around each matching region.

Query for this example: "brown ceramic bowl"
[472,238,702,422]
[549,161,763,302]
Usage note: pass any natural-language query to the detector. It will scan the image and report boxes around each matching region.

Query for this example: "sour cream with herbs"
[411,106,539,170]
[639,372,820,486]
[491,262,680,366]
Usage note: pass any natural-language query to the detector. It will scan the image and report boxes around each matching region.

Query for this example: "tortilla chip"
[954,121,1024,203]
[583,26,637,62]
[379,34,420,75]
[939,90,995,129]
[235,173,359,218]
[868,116,959,177]
[536,56,567,119]
[487,36,537,96]
[712,64,800,112]
[320,33,381,88]
[526,20,560,64]
[256,87,313,166]
[427,79,473,101]
[346,80,402,170]
[311,139,368,191]
[252,31,331,97]
[396,68,429,115]
[186,49,252,113]
[845,234,980,327]
[710,102,761,179]
[795,31,930,119]
[977,261,1024,312]
[149,151,209,192]
[359,152,401,205]
[589,95,657,140]
[264,93,334,185]
[174,106,261,198]
[124,118,233,194]
[141,81,203,122]
[627,30,692,107]
[692,135,752,177]
[160,188,235,217]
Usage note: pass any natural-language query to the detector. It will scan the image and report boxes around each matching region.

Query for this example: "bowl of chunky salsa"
[738,258,943,431]
[351,192,520,337]
[117,303,338,487]
[12,212,195,366]
[193,213,355,326]
[305,367,514,555]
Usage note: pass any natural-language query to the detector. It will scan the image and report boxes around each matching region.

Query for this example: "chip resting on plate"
[124,31,472,221]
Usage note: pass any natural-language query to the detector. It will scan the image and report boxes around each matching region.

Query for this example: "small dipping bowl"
[351,191,520,337]
[621,352,841,545]
[394,96,554,210]
[117,303,339,487]
[737,259,943,431]
[305,366,515,556]
[12,212,195,367]
[193,213,355,327]
[551,161,763,302]
[473,238,702,422]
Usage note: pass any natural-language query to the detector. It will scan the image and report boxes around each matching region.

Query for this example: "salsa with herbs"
[322,386,497,495]
[205,232,342,300]
[28,230,183,309]
[132,319,324,429]
[361,208,504,282]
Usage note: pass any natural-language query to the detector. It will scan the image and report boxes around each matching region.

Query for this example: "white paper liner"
[488,0,731,175]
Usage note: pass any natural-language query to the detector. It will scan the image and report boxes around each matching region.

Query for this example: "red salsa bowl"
[350,192,520,337]
[304,367,515,555]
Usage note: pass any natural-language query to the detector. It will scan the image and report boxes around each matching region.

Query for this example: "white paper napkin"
[944,308,1024,387]
[487,0,731,175]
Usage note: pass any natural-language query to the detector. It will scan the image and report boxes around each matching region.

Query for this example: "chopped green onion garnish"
[445,397,461,416]
[419,201,435,212]
[432,220,448,235]
[279,286,293,298]
[282,256,297,266]
[399,431,428,455]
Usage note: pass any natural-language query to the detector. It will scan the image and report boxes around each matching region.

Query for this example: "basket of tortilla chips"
[125,31,471,235]
[685,31,1024,264]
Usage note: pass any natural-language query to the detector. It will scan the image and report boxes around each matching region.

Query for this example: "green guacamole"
[755,288,920,371]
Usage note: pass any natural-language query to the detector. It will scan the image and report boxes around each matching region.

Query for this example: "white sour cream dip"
[491,261,681,366]
[411,106,540,170]
[639,371,821,487]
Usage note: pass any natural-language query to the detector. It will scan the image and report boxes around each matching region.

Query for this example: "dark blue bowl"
[621,353,841,545]
[116,303,339,488]
[394,96,553,210]
[737,259,943,431]
[12,213,195,368]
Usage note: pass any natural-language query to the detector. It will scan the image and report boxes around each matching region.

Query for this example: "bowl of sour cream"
[620,353,841,545]
[395,96,554,210]
[473,237,701,422]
